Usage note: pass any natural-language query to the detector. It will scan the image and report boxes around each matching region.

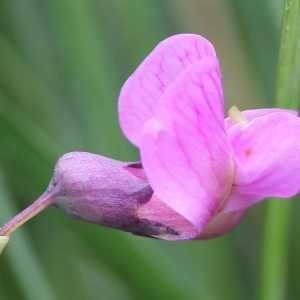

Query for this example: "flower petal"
[140,60,234,229]
[225,108,297,129]
[198,210,246,239]
[136,195,198,240]
[118,33,219,146]
[225,112,300,212]
[241,108,297,119]
[123,162,148,180]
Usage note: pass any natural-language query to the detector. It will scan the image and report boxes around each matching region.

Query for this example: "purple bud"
[0,151,198,240]
[51,152,153,233]
[51,152,197,240]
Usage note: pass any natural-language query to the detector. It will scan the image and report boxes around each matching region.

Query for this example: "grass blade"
[260,1,300,299]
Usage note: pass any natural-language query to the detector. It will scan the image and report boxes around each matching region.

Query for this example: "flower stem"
[0,191,54,236]
[261,1,300,299]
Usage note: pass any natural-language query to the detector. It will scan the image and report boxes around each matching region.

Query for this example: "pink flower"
[5,34,297,241]
[116,33,300,239]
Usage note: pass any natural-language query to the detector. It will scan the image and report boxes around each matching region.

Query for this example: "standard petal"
[225,112,300,212]
[140,60,234,229]
[118,33,220,146]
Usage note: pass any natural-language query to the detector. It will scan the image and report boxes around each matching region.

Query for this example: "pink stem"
[0,191,55,236]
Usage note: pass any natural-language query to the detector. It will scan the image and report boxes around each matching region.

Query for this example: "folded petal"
[118,33,219,146]
[135,195,198,240]
[123,162,148,180]
[241,108,297,119]
[225,107,297,129]
[140,60,234,229]
[198,209,246,239]
[225,112,300,212]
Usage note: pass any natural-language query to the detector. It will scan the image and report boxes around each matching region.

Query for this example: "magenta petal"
[225,112,300,212]
[140,60,234,229]
[225,108,298,129]
[241,108,298,119]
[118,33,219,146]
[137,195,198,240]
[123,162,148,180]
[198,209,246,239]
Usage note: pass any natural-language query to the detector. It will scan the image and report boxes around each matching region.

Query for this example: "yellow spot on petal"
[228,106,247,123]
[0,236,9,255]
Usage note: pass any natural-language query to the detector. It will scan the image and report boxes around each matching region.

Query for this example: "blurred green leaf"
[228,0,283,100]
[260,1,300,300]
[0,172,56,300]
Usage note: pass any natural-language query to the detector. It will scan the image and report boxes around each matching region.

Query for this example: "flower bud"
[52,152,154,233]
[51,152,198,240]
[0,151,198,241]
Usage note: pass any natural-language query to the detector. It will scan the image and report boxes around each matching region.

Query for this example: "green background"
[0,1,299,299]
